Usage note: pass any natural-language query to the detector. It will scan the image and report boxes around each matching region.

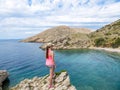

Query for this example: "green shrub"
[112,37,120,48]
[94,38,105,47]
[105,32,111,35]
[55,70,67,76]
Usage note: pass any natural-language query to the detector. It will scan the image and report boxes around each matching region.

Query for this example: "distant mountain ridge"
[22,19,120,49]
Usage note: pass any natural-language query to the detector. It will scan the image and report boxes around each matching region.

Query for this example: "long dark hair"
[46,46,50,59]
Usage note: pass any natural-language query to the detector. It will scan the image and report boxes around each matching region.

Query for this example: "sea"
[0,39,120,90]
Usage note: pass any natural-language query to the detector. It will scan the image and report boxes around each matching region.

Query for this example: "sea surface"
[0,39,120,90]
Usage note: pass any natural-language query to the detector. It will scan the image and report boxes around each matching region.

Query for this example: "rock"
[0,70,9,89]
[68,85,77,90]
[55,71,67,83]
[10,71,76,90]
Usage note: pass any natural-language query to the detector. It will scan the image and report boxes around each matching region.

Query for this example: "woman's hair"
[46,46,50,59]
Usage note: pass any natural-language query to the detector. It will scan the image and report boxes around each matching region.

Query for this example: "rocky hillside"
[22,26,92,49]
[10,71,76,90]
[22,26,91,43]
[89,19,120,48]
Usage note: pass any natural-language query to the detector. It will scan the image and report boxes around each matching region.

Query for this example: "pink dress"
[46,50,55,66]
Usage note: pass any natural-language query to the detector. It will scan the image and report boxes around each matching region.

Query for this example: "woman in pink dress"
[46,44,56,89]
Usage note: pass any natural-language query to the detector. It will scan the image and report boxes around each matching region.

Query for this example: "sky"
[0,0,120,39]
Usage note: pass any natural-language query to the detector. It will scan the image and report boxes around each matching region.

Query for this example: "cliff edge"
[10,71,76,90]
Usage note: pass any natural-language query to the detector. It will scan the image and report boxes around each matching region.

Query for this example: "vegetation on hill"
[89,19,120,48]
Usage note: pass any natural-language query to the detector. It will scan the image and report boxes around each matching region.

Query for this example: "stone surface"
[10,71,76,90]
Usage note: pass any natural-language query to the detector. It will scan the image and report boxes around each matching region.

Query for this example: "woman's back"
[46,49,55,66]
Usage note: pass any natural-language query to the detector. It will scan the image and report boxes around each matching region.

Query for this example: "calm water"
[0,40,120,90]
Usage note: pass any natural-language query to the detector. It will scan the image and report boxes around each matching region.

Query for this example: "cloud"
[0,0,120,39]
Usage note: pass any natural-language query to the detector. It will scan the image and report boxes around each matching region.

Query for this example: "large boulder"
[10,71,76,90]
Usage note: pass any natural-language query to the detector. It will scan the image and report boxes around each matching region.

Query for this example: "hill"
[22,26,92,49]
[90,19,120,48]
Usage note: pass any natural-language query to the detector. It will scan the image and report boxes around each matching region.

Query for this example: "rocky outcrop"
[40,33,91,50]
[0,70,9,90]
[10,71,76,90]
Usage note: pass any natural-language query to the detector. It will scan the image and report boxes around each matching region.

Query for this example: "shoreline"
[89,47,120,53]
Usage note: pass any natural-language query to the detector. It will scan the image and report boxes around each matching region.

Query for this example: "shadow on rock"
[2,78,10,90]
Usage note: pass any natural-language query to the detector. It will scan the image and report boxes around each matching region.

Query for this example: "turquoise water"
[0,40,120,90]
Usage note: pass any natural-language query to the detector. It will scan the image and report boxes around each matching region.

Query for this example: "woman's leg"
[53,65,55,78]
[49,66,54,86]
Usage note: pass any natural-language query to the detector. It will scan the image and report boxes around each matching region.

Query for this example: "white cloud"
[0,0,120,39]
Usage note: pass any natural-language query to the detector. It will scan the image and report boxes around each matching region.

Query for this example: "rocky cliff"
[0,70,9,90]
[10,71,76,90]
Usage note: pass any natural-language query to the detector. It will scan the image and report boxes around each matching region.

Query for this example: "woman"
[46,44,56,89]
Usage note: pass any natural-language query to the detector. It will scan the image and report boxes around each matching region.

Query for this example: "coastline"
[40,42,120,53]
[89,47,120,53]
